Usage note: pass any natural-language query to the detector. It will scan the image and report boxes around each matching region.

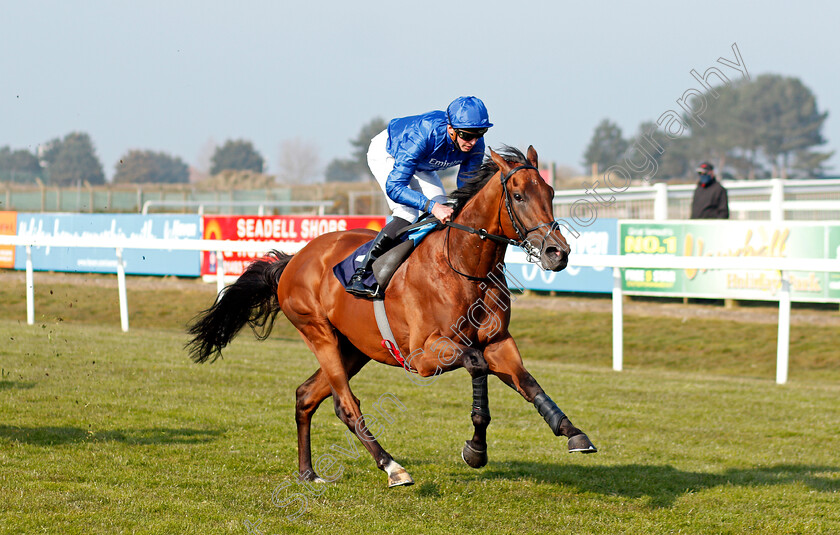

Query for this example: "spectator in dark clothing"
[691,162,729,219]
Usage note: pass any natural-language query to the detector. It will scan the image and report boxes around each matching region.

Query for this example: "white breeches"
[367,129,447,222]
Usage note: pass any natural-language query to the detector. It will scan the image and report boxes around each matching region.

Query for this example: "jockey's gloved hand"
[431,202,454,224]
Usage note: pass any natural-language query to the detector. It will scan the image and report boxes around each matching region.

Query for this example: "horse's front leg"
[461,347,491,468]
[407,339,492,468]
[484,336,597,453]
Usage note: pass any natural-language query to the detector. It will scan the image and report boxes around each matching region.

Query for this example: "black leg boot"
[346,229,394,299]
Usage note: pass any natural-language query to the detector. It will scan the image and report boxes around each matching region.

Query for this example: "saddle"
[332,218,438,295]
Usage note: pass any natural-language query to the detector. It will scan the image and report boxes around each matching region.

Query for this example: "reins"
[394,212,516,247]
[396,164,556,281]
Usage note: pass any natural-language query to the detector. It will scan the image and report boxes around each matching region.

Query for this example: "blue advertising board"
[504,218,617,293]
[15,214,201,276]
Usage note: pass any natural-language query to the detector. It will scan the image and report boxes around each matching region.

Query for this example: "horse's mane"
[449,145,530,218]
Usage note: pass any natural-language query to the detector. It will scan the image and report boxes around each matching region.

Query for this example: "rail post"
[770,178,785,222]
[776,271,791,384]
[653,182,668,221]
[216,250,226,295]
[116,247,129,332]
[25,245,34,325]
[612,266,623,371]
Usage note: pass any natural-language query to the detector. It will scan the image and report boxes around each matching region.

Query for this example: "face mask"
[699,174,713,185]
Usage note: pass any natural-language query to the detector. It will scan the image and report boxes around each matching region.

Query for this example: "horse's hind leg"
[298,326,413,487]
[295,338,368,482]
[461,347,491,469]
[295,368,332,482]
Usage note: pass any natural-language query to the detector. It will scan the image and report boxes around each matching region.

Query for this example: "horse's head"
[489,146,569,272]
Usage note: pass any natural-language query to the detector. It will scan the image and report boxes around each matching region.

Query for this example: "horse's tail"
[186,250,293,364]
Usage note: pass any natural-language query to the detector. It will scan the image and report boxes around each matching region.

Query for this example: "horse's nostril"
[545,246,565,258]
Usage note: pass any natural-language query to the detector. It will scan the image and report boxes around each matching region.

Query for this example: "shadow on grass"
[0,425,224,446]
[0,380,36,391]
[464,461,840,507]
[416,481,442,498]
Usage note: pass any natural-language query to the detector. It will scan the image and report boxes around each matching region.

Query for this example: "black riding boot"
[346,229,394,299]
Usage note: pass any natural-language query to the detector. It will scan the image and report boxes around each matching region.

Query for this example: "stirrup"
[347,282,381,299]
[346,269,380,298]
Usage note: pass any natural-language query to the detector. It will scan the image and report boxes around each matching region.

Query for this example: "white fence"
[554,178,840,221]
[141,199,335,216]
[2,234,839,385]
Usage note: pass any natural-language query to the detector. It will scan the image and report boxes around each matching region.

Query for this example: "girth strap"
[373,298,412,372]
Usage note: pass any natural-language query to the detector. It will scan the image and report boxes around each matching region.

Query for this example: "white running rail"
[2,235,839,385]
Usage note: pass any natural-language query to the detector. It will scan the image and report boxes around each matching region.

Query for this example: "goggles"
[454,128,488,141]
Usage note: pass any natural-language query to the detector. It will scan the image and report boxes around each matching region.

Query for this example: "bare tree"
[195,137,217,174]
[276,137,322,184]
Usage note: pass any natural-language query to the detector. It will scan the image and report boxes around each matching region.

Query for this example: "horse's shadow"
[0,425,224,446]
[451,461,839,508]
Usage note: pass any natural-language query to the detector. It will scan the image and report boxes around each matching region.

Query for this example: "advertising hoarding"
[619,220,840,302]
[14,214,202,276]
[201,215,387,279]
[504,218,617,293]
[0,211,16,268]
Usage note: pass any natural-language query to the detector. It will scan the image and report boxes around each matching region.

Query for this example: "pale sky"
[2,0,838,180]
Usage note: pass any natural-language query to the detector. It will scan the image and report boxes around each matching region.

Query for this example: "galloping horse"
[187,146,596,487]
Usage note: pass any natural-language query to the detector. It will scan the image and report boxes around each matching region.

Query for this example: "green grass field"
[1,275,838,534]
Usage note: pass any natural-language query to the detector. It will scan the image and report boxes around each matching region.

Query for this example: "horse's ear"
[526,145,539,168]
[489,148,511,173]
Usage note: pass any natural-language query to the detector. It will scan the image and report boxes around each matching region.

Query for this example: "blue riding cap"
[446,96,493,129]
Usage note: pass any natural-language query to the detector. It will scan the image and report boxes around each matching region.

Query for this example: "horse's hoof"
[300,471,327,483]
[568,433,597,453]
[387,469,414,487]
[384,460,414,488]
[461,441,488,469]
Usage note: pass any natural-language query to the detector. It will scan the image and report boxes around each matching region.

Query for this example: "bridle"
[497,164,561,256]
[444,164,560,280]
[395,163,563,281]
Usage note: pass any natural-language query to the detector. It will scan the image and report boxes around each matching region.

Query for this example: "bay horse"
[187,145,596,488]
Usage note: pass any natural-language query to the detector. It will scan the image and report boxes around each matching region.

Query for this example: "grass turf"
[0,274,838,533]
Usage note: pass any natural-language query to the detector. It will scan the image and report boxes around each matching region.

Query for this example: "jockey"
[346,96,493,298]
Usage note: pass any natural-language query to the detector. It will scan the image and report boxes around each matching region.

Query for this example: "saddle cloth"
[332,220,437,292]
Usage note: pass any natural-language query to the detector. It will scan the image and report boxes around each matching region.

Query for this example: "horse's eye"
[514,193,524,202]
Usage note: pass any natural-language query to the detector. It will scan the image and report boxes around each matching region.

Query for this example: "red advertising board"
[201,215,386,279]
[0,211,16,268]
